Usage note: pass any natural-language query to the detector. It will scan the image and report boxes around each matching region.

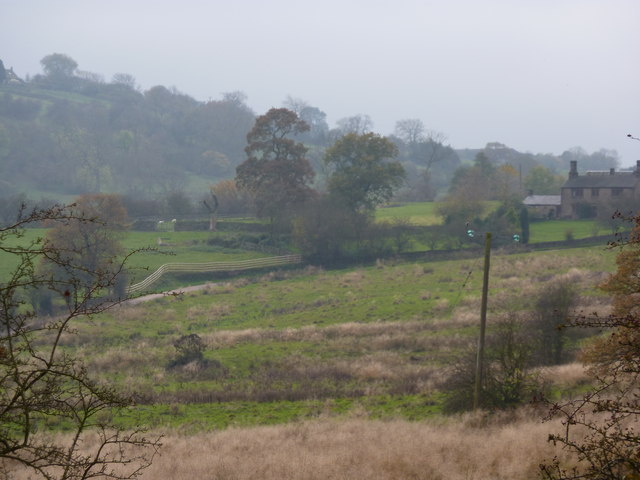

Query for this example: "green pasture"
[0,214,608,295]
[376,202,442,226]
[122,230,269,284]
[0,229,270,285]
[61,244,616,430]
[113,394,441,431]
[528,219,606,243]
[376,203,603,243]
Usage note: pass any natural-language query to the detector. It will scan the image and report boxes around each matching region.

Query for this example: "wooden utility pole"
[473,232,492,410]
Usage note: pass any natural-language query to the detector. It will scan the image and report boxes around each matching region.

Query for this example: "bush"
[443,315,543,413]
[529,279,579,366]
[564,229,574,242]
[169,333,205,367]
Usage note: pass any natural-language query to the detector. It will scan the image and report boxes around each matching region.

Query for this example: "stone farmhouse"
[559,160,640,219]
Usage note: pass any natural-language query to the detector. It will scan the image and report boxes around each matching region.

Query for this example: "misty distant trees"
[0,54,257,199]
[391,121,460,201]
[0,52,622,216]
[523,165,565,195]
[40,53,78,79]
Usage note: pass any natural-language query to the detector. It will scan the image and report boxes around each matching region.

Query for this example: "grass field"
[1,211,606,291]
[528,219,605,242]
[121,230,270,284]
[2,215,621,479]
[375,203,603,242]
[54,244,614,432]
[376,202,443,225]
[0,228,271,286]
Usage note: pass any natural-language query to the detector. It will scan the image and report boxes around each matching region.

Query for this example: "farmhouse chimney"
[569,160,578,179]
[610,168,615,175]
[636,160,640,177]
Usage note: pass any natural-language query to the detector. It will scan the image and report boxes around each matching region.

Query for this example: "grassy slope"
[67,244,615,431]
[1,208,614,430]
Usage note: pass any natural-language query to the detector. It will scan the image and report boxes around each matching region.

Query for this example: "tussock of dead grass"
[433,307,478,327]
[538,362,590,388]
[186,303,233,321]
[340,270,365,287]
[84,344,162,372]
[138,411,570,480]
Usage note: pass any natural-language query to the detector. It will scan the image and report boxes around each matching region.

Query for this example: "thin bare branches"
[0,203,161,479]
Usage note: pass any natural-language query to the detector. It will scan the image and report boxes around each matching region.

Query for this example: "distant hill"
[0,62,620,206]
[0,79,255,199]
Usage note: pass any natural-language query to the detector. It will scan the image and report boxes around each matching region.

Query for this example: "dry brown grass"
[201,319,456,349]
[186,303,233,321]
[537,362,590,388]
[6,409,585,480]
[339,270,366,288]
[135,411,570,480]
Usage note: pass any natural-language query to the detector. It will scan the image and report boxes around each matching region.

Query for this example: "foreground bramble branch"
[541,212,640,480]
[0,202,161,480]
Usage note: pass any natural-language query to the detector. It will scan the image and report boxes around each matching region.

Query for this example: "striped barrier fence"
[126,254,302,295]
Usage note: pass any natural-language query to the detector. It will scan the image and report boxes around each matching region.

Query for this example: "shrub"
[443,315,544,413]
[529,279,579,366]
[170,333,205,367]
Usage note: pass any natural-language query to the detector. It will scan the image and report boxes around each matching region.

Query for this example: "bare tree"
[282,95,309,115]
[394,118,425,145]
[0,203,161,479]
[335,114,373,136]
[416,130,449,173]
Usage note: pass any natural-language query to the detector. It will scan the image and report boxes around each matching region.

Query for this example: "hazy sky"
[3,0,639,165]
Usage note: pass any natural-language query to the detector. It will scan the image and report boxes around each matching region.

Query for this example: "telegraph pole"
[473,232,492,410]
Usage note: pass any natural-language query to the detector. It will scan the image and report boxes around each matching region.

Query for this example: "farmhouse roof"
[523,195,561,206]
[562,172,639,189]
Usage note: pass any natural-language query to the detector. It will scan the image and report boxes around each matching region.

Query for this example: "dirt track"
[125,283,216,305]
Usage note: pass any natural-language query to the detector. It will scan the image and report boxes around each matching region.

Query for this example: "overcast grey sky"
[2,0,639,165]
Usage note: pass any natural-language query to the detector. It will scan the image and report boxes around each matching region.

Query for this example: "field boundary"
[126,254,302,295]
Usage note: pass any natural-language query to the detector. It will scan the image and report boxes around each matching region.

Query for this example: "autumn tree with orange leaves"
[541,212,640,480]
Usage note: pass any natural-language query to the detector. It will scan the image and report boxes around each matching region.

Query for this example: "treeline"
[0,53,622,207]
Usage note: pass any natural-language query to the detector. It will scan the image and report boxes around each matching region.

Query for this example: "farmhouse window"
[591,188,599,197]
[612,188,623,196]
[572,188,584,198]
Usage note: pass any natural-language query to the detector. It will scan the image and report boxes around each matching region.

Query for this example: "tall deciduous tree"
[324,132,405,214]
[236,108,315,224]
